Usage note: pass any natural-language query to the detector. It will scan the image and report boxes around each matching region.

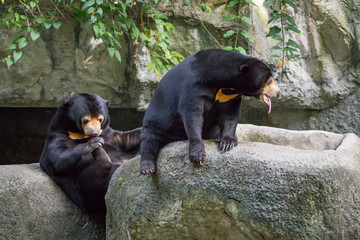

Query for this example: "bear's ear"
[239,64,251,73]
[105,100,110,107]
[63,97,70,108]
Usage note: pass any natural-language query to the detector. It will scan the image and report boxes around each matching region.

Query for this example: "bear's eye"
[99,117,104,123]
[82,119,89,124]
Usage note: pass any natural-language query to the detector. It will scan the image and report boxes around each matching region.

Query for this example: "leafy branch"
[264,0,301,82]
[221,0,257,55]
[0,0,184,77]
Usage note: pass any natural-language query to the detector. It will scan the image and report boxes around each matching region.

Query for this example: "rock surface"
[0,163,105,240]
[0,0,359,134]
[106,124,360,240]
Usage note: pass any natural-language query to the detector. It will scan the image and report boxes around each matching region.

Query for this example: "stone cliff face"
[0,0,359,135]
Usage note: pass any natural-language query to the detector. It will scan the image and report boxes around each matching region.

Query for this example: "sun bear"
[40,93,141,219]
[140,49,280,174]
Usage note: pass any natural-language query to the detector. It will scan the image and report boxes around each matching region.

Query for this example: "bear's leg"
[217,97,242,151]
[182,112,206,167]
[79,147,112,214]
[140,129,164,174]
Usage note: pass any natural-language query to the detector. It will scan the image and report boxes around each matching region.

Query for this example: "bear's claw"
[140,160,156,175]
[219,136,238,152]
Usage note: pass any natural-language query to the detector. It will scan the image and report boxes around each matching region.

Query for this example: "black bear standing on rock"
[140,49,281,174]
[40,93,141,219]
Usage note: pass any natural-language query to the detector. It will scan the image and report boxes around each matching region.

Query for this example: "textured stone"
[0,163,105,240]
[106,124,360,240]
[0,0,359,134]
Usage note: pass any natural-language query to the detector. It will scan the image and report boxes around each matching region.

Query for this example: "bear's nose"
[276,90,281,98]
[91,132,99,137]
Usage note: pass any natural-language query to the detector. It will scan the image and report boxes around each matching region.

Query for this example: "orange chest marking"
[68,131,89,140]
[215,89,240,103]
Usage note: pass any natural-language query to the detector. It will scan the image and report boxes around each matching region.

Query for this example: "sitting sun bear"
[40,93,141,220]
[140,49,281,174]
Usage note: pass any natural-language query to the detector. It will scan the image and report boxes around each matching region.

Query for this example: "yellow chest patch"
[68,131,89,140]
[215,89,240,103]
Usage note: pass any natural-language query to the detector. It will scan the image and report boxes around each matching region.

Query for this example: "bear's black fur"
[140,49,280,174]
[40,93,141,219]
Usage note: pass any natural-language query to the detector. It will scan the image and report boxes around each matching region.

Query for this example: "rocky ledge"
[0,164,105,240]
[106,124,360,240]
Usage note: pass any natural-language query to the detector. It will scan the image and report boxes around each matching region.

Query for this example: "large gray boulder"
[106,124,360,240]
[0,163,105,240]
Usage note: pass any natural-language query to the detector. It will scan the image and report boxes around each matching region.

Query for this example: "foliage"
[1,0,302,80]
[199,0,301,81]
[221,0,257,55]
[264,0,301,81]
[0,0,184,76]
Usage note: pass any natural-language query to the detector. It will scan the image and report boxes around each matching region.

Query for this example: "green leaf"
[271,45,282,50]
[6,57,14,69]
[13,50,22,62]
[223,15,237,21]
[286,25,301,33]
[93,25,100,38]
[287,39,301,49]
[284,0,297,10]
[235,46,247,55]
[272,34,283,40]
[154,57,162,66]
[264,0,276,7]
[223,46,233,51]
[316,20,323,26]
[170,58,179,65]
[223,30,236,38]
[130,26,140,39]
[44,22,52,29]
[30,31,40,41]
[81,0,95,10]
[5,44,17,50]
[266,26,281,37]
[114,50,121,63]
[140,33,150,41]
[271,54,281,58]
[184,0,193,8]
[244,0,257,7]
[281,13,296,26]
[240,31,254,40]
[108,47,115,57]
[17,37,29,49]
[154,64,161,77]
[53,20,61,29]
[241,16,252,25]
[96,7,103,16]
[285,47,298,52]
[87,7,95,15]
[159,41,168,51]
[148,61,155,72]
[227,0,239,8]
[96,0,103,4]
[30,1,37,8]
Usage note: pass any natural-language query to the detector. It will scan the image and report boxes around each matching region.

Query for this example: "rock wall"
[0,163,105,240]
[106,124,360,240]
[0,0,359,134]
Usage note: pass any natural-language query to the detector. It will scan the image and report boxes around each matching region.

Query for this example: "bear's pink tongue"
[263,95,272,114]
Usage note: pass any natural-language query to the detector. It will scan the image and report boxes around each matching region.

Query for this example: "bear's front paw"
[140,160,156,175]
[85,137,104,153]
[189,142,206,167]
[219,136,238,152]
